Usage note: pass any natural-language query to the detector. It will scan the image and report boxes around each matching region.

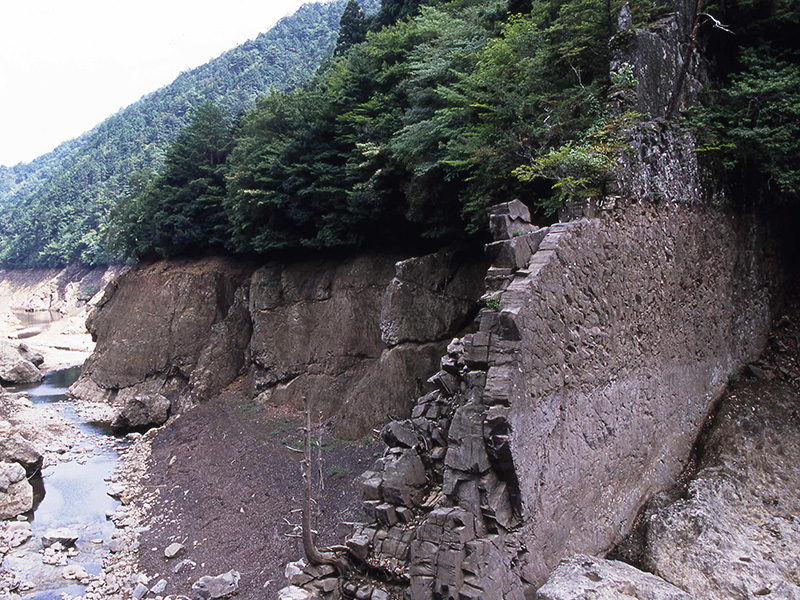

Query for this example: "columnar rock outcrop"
[302,122,782,598]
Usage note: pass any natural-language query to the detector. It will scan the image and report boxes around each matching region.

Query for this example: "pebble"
[164,542,185,559]
[172,558,197,574]
[132,582,149,599]
[150,578,168,595]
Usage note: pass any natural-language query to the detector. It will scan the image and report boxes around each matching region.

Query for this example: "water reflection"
[12,311,61,328]
[4,368,124,597]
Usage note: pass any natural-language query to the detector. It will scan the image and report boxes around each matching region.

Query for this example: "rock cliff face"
[288,5,787,593]
[325,182,781,599]
[70,250,486,437]
[643,384,800,600]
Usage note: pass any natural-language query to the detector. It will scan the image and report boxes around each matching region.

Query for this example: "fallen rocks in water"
[42,542,73,566]
[62,564,90,582]
[192,570,241,599]
[536,554,693,600]
[42,527,79,548]
[107,482,126,500]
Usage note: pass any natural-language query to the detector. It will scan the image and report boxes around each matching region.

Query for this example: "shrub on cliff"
[687,0,799,205]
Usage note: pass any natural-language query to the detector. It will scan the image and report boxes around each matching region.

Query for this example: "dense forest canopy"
[111,0,663,261]
[0,0,379,267]
[1,0,796,267]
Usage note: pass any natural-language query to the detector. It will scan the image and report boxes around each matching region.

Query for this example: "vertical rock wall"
[318,123,782,599]
[69,250,487,439]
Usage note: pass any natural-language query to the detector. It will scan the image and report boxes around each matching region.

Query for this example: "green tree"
[107,102,234,259]
[685,0,800,205]
[374,0,422,28]
[335,0,368,55]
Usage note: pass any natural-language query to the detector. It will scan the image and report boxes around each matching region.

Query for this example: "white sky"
[0,0,312,167]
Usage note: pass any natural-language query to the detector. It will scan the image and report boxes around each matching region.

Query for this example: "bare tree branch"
[301,396,350,575]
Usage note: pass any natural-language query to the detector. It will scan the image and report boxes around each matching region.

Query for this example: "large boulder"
[0,461,33,519]
[111,393,171,432]
[379,246,487,347]
[0,420,42,475]
[0,343,42,384]
[536,555,694,600]
[16,343,44,367]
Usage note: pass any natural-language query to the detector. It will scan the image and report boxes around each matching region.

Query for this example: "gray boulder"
[0,344,42,384]
[379,247,486,347]
[536,555,694,600]
[111,393,170,432]
[0,420,42,475]
[192,570,241,599]
[380,421,419,449]
[0,461,33,519]
[16,343,44,367]
[42,527,80,548]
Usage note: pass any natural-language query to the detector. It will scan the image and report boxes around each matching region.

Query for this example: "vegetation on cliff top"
[109,0,661,261]
[1,0,795,266]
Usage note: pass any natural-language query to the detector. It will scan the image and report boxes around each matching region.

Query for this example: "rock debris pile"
[281,201,548,600]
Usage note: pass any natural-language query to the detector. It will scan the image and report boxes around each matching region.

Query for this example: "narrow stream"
[5,368,125,599]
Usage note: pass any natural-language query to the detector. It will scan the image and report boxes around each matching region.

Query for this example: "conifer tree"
[335,0,368,55]
[374,0,421,28]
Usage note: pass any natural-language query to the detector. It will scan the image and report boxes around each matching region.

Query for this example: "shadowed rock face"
[70,250,487,438]
[69,256,256,431]
[641,384,800,599]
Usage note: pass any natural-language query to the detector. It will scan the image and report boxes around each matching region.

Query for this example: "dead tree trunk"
[301,396,349,575]
[665,0,704,120]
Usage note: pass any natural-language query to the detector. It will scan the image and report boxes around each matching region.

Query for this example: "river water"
[5,368,125,599]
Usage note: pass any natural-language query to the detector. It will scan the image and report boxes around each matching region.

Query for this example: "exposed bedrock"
[69,256,256,431]
[638,383,800,600]
[70,250,487,438]
[318,124,785,599]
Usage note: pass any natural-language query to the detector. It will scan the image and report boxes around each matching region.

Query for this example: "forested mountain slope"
[1,0,794,270]
[106,0,799,264]
[0,0,378,268]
